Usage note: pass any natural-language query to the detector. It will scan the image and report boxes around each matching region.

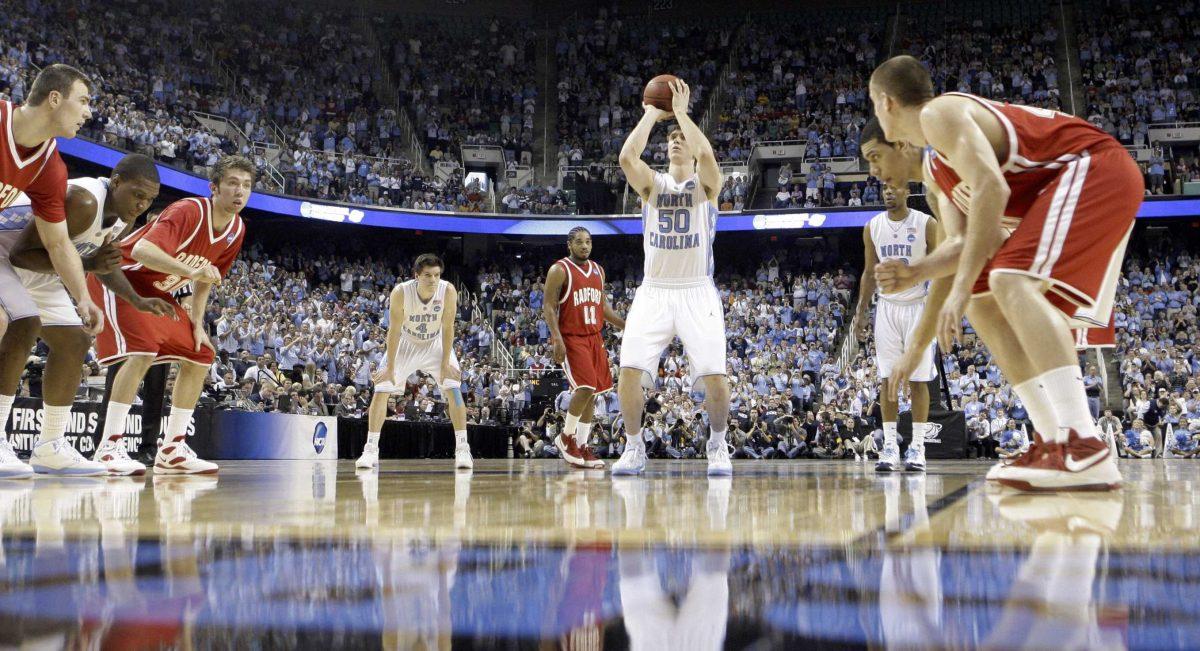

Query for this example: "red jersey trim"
[2,101,53,169]
[176,198,207,252]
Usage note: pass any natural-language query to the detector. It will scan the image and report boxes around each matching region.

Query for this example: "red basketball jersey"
[118,197,245,300]
[0,99,67,222]
[924,93,1118,222]
[555,257,605,336]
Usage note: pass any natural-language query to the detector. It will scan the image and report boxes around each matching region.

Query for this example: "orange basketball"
[643,74,679,111]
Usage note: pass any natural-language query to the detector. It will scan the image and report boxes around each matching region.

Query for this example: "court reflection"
[0,461,1197,648]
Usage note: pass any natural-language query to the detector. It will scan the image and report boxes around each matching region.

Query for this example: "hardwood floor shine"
[0,459,1196,648]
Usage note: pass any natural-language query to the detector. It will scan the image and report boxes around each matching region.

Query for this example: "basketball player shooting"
[868,55,1142,491]
[615,78,732,477]
[543,226,624,470]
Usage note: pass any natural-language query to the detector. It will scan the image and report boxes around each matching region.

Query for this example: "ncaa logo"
[684,179,697,191]
[312,422,328,454]
[907,234,916,242]
[922,423,944,443]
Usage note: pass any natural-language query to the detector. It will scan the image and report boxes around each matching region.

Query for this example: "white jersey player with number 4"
[616,78,732,478]
[358,254,473,471]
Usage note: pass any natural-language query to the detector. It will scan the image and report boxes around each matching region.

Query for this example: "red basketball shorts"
[562,333,613,394]
[89,275,215,367]
[972,145,1143,329]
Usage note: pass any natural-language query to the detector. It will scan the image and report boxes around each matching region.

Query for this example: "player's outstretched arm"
[543,263,568,363]
[131,239,220,283]
[9,187,108,273]
[669,79,721,203]
[619,104,669,202]
[34,216,103,333]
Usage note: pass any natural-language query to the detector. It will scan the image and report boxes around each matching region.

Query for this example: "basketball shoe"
[579,444,605,470]
[0,434,32,479]
[454,443,473,470]
[876,439,901,472]
[356,441,380,469]
[93,439,147,476]
[556,434,591,469]
[986,431,1050,481]
[903,443,926,472]
[30,438,107,476]
[612,444,647,476]
[154,440,218,475]
[706,439,732,477]
[993,429,1122,492]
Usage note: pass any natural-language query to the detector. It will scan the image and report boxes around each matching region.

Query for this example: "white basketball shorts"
[374,337,462,393]
[875,299,937,382]
[15,268,82,326]
[619,282,726,380]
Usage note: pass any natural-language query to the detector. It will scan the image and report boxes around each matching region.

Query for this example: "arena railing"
[57,135,1200,234]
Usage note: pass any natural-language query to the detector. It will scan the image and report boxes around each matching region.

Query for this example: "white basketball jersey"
[869,209,932,303]
[400,279,449,343]
[641,172,716,287]
[0,177,117,256]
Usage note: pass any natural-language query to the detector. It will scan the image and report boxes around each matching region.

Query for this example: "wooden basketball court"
[0,459,1195,648]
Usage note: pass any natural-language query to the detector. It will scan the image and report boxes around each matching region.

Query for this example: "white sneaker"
[93,440,147,476]
[875,440,900,472]
[154,440,218,475]
[611,445,647,476]
[357,441,380,469]
[455,444,473,470]
[30,438,106,476]
[904,445,926,472]
[0,435,32,479]
[706,439,732,477]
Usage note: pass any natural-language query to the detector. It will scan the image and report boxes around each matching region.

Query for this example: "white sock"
[575,421,592,447]
[1038,366,1098,440]
[165,407,193,444]
[911,422,927,451]
[1013,378,1057,438]
[0,394,14,434]
[37,405,71,445]
[366,430,380,447]
[563,412,579,441]
[709,428,727,446]
[455,429,468,447]
[102,401,132,445]
[883,422,898,447]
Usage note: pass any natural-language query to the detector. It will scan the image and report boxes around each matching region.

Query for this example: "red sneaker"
[986,430,1056,481]
[579,445,606,470]
[555,434,589,469]
[995,429,1122,492]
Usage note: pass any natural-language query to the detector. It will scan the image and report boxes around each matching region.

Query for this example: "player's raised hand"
[874,259,917,294]
[191,264,222,285]
[550,335,567,364]
[669,79,691,116]
[643,103,671,122]
[76,298,104,336]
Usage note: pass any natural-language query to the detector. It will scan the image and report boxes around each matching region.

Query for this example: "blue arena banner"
[58,137,1200,235]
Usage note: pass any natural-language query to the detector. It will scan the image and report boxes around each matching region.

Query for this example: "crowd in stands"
[554,6,729,166]
[708,9,882,168]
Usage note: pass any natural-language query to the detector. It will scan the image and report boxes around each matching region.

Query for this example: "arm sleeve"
[27,154,67,223]
[143,201,199,254]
